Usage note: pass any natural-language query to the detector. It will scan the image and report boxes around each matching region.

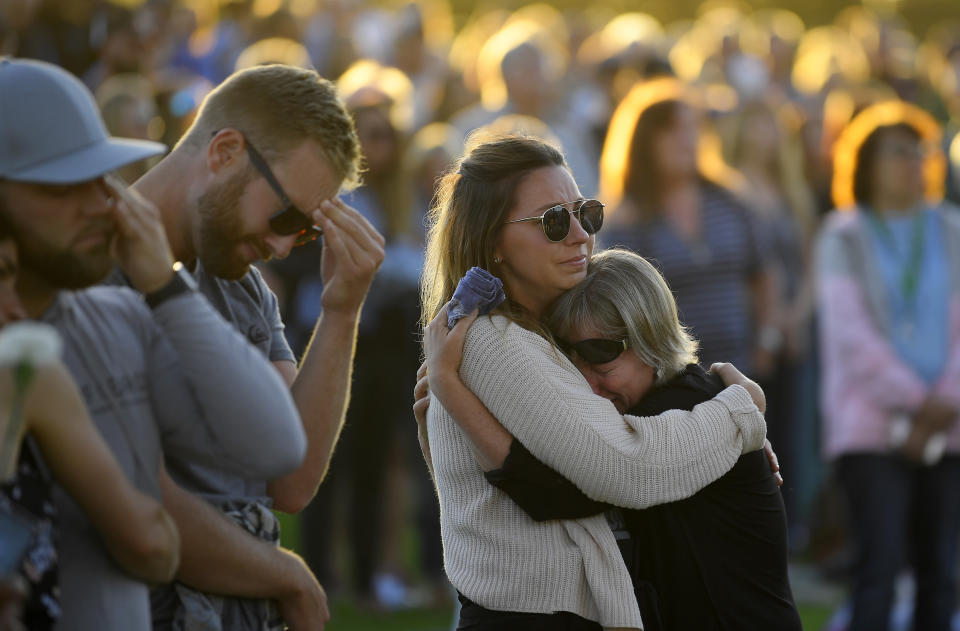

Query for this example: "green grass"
[799,603,836,630]
[327,600,453,631]
[276,510,300,550]
[319,601,835,630]
[276,512,840,630]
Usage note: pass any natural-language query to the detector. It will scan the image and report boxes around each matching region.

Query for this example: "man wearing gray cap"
[0,57,307,631]
[124,63,385,631]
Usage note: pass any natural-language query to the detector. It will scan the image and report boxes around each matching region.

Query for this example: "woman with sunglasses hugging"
[418,135,769,631]
[491,248,800,630]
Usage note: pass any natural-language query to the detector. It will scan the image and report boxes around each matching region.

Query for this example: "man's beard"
[196,169,256,281]
[12,222,114,290]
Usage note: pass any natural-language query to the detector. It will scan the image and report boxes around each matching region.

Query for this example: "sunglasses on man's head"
[244,139,323,247]
[504,199,604,242]
[560,337,628,365]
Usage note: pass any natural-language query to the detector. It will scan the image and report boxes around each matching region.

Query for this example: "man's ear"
[207,128,246,174]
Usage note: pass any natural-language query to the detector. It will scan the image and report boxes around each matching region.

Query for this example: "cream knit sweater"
[427,315,767,629]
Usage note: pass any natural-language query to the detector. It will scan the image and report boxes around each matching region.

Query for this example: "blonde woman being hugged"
[417,135,767,630]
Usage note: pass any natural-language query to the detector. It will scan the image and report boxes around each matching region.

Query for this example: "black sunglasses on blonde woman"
[559,338,628,364]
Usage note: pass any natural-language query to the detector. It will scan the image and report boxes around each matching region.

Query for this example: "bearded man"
[129,64,384,630]
[0,58,306,631]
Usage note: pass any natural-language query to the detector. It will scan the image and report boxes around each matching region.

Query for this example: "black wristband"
[145,263,198,308]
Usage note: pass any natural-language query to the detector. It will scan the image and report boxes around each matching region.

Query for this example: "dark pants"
[836,454,960,631]
[301,291,440,595]
[456,593,603,631]
[760,355,804,534]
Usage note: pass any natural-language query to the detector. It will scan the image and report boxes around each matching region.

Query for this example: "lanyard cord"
[865,208,926,305]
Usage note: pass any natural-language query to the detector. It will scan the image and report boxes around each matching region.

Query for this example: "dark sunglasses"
[244,139,322,247]
[504,199,604,242]
[560,337,628,364]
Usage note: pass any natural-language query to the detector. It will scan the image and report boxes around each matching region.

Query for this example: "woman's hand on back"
[710,362,781,483]
[764,439,783,486]
[420,305,514,471]
[412,362,435,478]
[412,361,430,430]
[709,362,766,414]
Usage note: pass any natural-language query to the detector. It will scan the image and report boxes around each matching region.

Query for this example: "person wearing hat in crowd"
[0,219,180,631]
[0,57,307,631]
[126,64,383,630]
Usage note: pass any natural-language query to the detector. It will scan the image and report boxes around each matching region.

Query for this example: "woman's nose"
[565,210,590,243]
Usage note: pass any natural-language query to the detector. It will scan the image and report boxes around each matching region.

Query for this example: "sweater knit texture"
[427,315,766,628]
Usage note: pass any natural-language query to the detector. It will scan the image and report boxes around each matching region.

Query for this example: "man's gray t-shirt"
[43,286,304,631]
[145,263,301,630]
[163,262,296,507]
[108,263,299,630]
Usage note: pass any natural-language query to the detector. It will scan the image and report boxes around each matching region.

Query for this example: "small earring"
[493,257,502,264]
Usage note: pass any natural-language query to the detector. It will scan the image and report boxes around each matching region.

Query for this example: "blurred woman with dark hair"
[817,100,960,631]
[598,78,779,378]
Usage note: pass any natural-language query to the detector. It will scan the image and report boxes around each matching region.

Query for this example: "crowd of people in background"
[2,0,960,628]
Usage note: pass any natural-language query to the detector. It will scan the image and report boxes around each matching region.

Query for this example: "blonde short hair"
[179,64,361,190]
[546,248,698,383]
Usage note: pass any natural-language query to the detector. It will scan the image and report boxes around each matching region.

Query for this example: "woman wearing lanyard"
[816,101,960,631]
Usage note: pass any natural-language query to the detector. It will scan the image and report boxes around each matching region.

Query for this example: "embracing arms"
[419,310,767,510]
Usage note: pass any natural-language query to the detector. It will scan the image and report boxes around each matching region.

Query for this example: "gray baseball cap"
[0,57,167,184]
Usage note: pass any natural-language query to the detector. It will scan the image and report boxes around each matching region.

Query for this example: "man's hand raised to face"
[312,198,385,317]
[104,174,177,294]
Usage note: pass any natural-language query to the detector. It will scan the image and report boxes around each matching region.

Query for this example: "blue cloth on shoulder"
[447,267,506,328]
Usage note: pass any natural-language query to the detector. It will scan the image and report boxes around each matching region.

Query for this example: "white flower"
[0,322,62,367]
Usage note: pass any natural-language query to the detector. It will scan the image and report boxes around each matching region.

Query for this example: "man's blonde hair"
[179,64,361,190]
[546,248,698,383]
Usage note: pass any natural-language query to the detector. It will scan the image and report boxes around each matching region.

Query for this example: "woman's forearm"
[485,439,608,521]
[103,495,180,584]
[431,373,513,471]
[27,363,181,583]
[460,319,765,509]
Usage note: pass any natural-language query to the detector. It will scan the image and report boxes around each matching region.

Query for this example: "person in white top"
[415,134,768,630]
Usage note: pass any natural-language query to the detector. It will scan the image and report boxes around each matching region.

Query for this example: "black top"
[0,436,59,631]
[485,365,800,631]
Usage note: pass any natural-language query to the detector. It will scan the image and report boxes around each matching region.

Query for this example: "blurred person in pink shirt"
[816,101,960,631]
